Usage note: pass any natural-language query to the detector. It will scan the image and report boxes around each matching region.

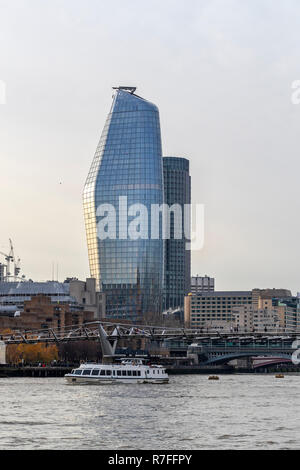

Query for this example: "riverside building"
[184,288,296,331]
[233,295,299,332]
[184,291,252,329]
[83,87,164,320]
[0,278,104,320]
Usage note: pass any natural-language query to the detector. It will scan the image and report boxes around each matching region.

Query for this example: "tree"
[6,343,58,365]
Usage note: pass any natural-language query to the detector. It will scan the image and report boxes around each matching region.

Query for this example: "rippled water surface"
[0,375,299,449]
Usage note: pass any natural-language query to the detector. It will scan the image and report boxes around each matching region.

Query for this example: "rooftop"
[191,291,252,297]
[0,281,70,296]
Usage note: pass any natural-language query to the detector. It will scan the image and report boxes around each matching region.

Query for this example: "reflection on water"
[0,375,299,450]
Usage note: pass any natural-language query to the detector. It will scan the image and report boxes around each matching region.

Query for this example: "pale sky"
[1,0,300,293]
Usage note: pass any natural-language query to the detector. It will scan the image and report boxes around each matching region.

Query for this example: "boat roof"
[78,361,164,368]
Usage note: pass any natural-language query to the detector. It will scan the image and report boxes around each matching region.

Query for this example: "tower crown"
[112,86,136,94]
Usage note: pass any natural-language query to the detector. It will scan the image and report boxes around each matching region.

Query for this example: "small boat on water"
[65,359,169,385]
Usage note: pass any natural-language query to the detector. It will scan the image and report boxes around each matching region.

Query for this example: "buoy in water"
[208,376,220,381]
[275,374,285,379]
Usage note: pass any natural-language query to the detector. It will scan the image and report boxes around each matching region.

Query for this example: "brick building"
[0,294,94,332]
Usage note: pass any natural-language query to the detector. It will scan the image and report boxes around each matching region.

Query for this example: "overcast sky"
[0,0,300,293]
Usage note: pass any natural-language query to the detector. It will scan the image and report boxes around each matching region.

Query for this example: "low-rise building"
[0,278,106,332]
[65,278,106,319]
[185,288,297,331]
[252,288,292,308]
[233,305,281,332]
[0,278,105,320]
[184,290,252,329]
[0,294,94,331]
[234,289,298,332]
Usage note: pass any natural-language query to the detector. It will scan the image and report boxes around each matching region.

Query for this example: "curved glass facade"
[83,89,164,320]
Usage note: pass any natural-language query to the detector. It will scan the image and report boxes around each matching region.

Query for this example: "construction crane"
[9,239,21,278]
[0,239,22,281]
[14,256,21,278]
[0,243,13,278]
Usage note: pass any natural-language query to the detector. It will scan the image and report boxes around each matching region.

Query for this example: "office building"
[83,87,164,320]
[233,296,299,332]
[233,305,281,332]
[163,157,191,310]
[185,288,296,331]
[185,291,252,329]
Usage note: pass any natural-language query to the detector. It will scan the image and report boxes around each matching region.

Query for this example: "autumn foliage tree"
[6,343,58,365]
[0,328,59,365]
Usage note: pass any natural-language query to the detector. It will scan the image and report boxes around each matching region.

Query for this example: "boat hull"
[65,375,169,385]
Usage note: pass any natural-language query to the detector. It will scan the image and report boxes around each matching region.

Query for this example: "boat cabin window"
[133,371,137,376]
[117,370,121,376]
[137,371,141,376]
[100,370,105,376]
[106,370,111,376]
[122,370,126,376]
[82,369,92,376]
[92,369,100,376]
[74,370,82,375]
[127,370,132,376]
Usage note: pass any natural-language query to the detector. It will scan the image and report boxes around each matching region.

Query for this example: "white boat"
[65,359,169,385]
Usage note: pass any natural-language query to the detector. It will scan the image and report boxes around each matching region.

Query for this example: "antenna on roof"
[112,86,136,94]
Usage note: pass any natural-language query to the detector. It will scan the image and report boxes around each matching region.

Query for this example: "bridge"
[185,336,299,367]
[0,321,299,367]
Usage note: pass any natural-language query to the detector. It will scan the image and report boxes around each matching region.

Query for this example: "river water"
[0,374,299,450]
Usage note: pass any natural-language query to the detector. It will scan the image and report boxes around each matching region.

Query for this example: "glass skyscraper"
[163,157,191,311]
[83,87,164,320]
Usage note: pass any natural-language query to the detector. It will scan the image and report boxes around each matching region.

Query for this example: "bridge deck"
[0,321,299,345]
